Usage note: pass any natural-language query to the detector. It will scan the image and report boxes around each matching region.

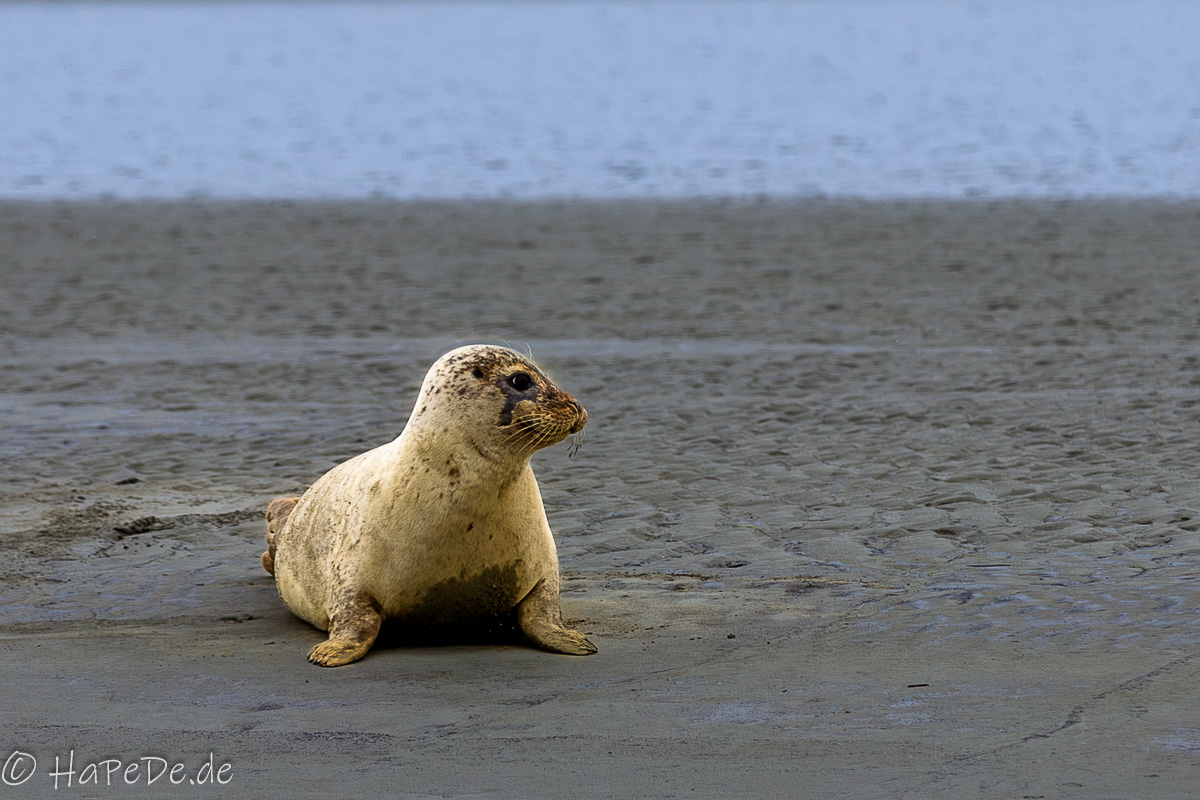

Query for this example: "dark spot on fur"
[399,563,524,627]
[497,384,537,426]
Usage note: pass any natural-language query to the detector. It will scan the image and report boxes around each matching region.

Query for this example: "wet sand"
[2,198,1199,798]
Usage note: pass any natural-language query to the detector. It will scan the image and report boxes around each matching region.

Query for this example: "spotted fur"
[263,345,595,665]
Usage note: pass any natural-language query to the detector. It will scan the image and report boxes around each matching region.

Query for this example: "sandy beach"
[2,198,1199,798]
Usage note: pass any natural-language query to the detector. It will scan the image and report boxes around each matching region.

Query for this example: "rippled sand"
[3,199,1199,797]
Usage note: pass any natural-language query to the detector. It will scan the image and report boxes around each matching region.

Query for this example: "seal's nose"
[568,399,587,433]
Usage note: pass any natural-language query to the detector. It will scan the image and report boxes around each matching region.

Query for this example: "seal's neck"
[401,423,530,493]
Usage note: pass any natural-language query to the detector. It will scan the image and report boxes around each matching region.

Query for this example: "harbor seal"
[262,344,596,666]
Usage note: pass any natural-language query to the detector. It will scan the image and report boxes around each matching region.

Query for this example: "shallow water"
[2,0,1199,199]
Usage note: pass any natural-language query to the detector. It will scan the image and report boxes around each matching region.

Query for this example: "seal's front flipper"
[516,578,597,656]
[308,593,383,667]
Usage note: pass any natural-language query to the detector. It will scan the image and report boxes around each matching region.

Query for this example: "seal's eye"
[510,373,534,391]
[471,368,484,379]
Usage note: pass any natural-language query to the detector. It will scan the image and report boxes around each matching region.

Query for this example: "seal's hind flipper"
[261,496,300,575]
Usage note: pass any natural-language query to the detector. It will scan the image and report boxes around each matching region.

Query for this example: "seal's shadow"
[371,609,530,651]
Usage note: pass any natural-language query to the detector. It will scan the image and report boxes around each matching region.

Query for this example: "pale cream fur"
[265,344,595,666]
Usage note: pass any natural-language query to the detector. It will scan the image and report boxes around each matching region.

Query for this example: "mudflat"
[2,199,1198,798]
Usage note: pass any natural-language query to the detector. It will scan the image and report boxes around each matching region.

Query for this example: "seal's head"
[408,345,587,457]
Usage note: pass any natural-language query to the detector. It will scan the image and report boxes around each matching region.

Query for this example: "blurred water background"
[1,0,1198,200]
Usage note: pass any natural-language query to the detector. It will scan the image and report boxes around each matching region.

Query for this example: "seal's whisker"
[498,424,538,449]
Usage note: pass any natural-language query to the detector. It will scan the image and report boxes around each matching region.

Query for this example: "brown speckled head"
[410,345,587,455]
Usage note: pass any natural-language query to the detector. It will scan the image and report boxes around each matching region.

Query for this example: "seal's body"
[263,345,595,666]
